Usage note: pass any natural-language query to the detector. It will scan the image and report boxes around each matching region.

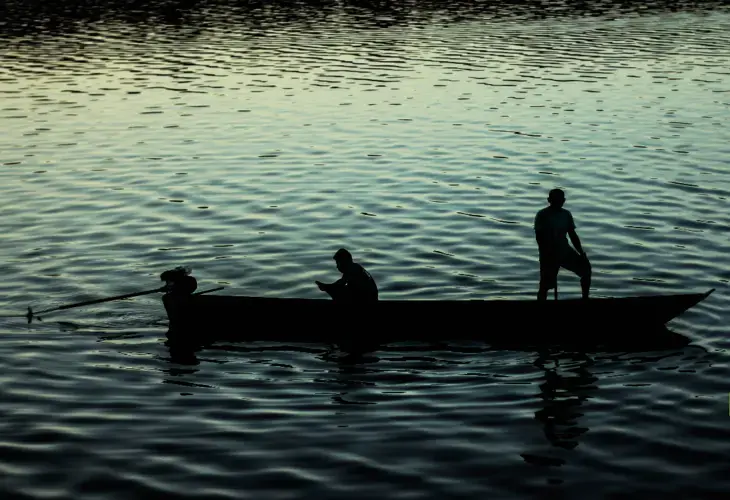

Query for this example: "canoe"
[163,288,714,346]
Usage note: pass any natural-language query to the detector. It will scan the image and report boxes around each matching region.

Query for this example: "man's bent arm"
[317,276,346,290]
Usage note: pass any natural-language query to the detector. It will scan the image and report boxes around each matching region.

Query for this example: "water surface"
[1,1,729,498]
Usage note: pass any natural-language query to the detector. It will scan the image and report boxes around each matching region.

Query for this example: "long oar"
[1,285,225,324]
[24,286,166,323]
[194,287,224,296]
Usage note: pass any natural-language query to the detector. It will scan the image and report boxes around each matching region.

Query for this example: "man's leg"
[538,258,558,301]
[563,249,591,299]
[580,257,592,299]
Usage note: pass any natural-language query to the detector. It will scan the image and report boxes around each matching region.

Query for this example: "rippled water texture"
[1,1,729,498]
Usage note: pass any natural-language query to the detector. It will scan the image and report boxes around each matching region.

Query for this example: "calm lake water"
[1,1,729,498]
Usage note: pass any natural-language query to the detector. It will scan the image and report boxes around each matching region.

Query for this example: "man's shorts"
[540,248,591,289]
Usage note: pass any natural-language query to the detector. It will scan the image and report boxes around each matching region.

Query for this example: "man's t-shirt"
[534,207,575,257]
[343,263,378,301]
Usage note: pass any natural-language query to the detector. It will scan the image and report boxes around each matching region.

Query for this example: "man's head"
[547,188,566,208]
[333,248,353,273]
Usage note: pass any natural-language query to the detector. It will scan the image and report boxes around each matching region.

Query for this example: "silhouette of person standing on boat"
[534,189,591,300]
[316,248,378,303]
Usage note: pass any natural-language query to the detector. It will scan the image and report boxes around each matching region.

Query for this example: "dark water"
[1,1,729,498]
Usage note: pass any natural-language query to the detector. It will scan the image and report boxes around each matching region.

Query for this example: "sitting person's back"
[341,260,378,302]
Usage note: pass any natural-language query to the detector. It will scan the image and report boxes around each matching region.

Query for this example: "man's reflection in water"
[533,350,597,450]
[530,328,691,450]
[162,338,202,379]
[322,341,381,406]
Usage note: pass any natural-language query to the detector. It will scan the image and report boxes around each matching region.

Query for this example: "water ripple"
[1,1,730,499]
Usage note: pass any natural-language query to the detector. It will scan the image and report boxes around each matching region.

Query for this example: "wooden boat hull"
[163,288,714,347]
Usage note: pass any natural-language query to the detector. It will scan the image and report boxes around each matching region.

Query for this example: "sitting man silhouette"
[160,266,197,296]
[315,248,378,303]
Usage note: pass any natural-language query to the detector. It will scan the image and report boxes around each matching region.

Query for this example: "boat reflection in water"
[159,321,695,488]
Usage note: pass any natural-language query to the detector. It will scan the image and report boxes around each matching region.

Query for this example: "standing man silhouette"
[534,189,591,300]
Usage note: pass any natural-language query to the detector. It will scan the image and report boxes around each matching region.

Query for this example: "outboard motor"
[160,266,197,295]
